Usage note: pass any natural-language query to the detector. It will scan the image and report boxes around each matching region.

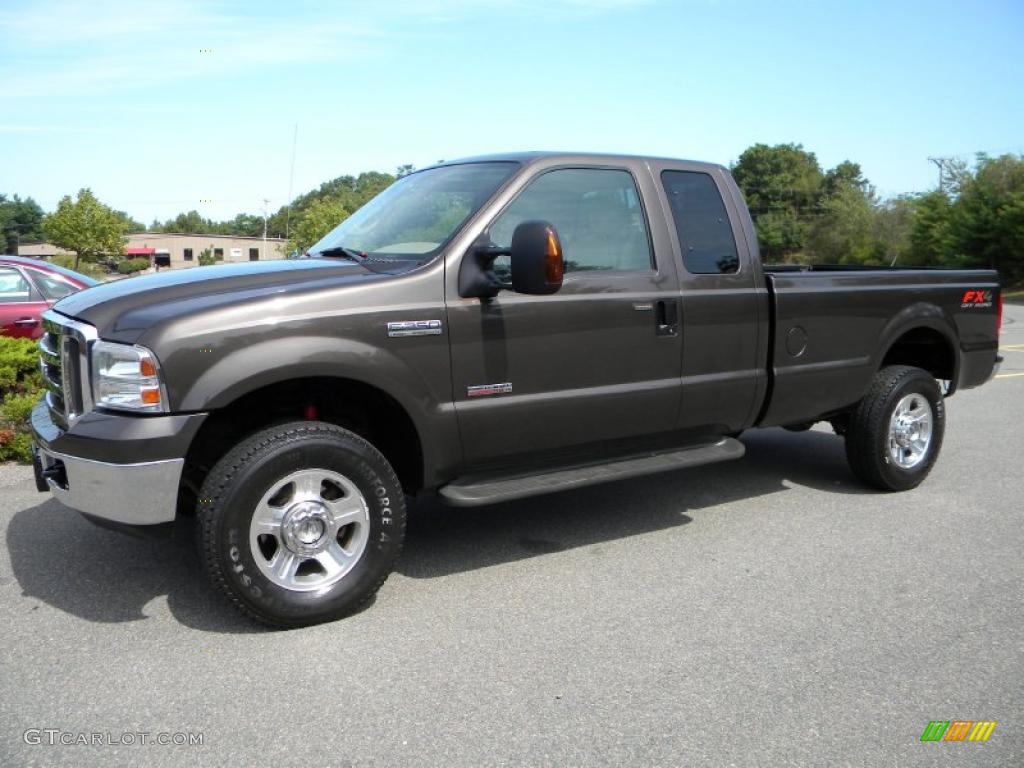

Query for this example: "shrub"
[0,391,38,423]
[117,257,151,274]
[50,254,108,278]
[0,336,42,394]
[0,426,34,462]
[0,336,44,463]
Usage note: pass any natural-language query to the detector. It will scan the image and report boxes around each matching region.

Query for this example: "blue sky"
[1,0,1022,223]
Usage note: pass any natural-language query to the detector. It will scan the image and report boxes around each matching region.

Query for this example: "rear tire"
[197,421,406,628]
[844,365,945,492]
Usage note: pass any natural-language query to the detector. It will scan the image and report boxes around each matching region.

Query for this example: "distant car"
[0,256,98,339]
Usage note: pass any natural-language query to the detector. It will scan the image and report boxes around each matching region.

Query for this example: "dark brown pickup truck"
[30,152,1002,626]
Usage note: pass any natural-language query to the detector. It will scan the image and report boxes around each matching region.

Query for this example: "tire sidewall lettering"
[207,430,405,622]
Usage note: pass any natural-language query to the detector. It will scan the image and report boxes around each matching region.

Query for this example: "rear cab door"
[646,161,769,437]
[444,156,685,470]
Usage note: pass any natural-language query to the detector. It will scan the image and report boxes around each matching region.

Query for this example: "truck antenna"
[285,124,298,242]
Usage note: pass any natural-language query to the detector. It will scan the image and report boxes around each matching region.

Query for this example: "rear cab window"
[660,170,740,274]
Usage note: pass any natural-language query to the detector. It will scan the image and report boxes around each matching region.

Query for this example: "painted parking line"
[995,372,1024,379]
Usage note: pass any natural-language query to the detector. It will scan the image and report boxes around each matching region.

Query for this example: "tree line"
[3,149,1021,283]
[731,144,1023,282]
[143,170,396,254]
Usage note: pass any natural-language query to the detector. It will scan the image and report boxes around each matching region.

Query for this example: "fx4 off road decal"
[961,290,994,308]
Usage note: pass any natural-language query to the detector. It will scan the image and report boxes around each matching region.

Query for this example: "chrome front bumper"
[34,445,183,526]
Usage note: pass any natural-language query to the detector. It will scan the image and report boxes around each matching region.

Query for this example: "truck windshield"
[309,161,518,260]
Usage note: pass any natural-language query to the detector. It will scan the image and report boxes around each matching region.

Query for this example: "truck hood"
[54,258,382,342]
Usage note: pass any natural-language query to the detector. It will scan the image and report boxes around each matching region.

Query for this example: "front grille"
[38,311,96,429]
[39,322,65,420]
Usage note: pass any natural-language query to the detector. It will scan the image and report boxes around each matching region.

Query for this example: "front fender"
[153,323,459,486]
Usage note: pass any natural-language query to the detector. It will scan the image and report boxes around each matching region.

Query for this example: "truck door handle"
[655,300,677,337]
[14,317,39,327]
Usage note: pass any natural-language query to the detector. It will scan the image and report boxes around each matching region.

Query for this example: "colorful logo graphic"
[920,720,997,742]
[961,290,994,308]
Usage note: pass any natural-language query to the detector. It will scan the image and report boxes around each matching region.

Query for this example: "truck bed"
[758,267,1001,428]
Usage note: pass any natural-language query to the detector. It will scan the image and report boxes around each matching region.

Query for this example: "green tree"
[807,184,878,264]
[754,211,810,261]
[821,161,869,198]
[224,213,264,237]
[731,143,824,260]
[948,154,1024,281]
[807,161,887,265]
[197,247,216,266]
[113,209,144,233]
[907,191,956,267]
[42,189,127,270]
[161,210,215,234]
[269,171,395,238]
[0,194,45,253]
[872,195,917,266]
[287,197,349,254]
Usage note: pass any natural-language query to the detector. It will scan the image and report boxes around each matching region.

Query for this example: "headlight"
[90,340,166,412]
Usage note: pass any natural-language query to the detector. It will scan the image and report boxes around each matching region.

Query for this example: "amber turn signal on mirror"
[510,219,564,295]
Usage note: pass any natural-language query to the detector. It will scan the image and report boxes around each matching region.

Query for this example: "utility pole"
[928,156,955,194]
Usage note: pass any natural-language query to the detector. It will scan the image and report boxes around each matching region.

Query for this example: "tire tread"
[196,422,405,629]
[845,365,943,492]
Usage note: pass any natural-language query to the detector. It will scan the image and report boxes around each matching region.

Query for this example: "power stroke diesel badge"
[387,320,443,337]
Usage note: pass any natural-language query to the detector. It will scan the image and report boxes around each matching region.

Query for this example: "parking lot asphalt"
[1,305,1022,768]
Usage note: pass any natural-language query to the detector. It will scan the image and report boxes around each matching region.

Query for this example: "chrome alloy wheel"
[249,468,370,591]
[887,393,934,470]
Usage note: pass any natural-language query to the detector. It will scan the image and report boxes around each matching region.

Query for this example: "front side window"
[0,267,33,302]
[311,162,518,260]
[661,170,739,274]
[490,168,652,273]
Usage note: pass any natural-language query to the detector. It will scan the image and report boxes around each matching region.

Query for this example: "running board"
[438,437,745,507]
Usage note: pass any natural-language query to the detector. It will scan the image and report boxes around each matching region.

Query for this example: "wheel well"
[181,377,424,512]
[881,327,956,381]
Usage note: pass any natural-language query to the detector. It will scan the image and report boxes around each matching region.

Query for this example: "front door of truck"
[446,164,683,469]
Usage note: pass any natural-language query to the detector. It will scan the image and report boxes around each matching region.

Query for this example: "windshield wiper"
[314,245,369,261]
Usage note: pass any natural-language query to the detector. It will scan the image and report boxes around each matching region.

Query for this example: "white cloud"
[0,1,380,99]
[0,0,654,99]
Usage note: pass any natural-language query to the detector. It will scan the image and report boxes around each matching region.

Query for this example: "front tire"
[844,365,945,492]
[197,421,406,628]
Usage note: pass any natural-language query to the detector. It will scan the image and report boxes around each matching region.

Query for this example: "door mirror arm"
[458,243,511,299]
[457,221,564,299]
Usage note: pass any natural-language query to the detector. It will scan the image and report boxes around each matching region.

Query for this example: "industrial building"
[123,233,288,268]
[18,232,288,270]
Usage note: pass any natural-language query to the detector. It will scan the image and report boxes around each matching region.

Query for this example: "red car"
[0,255,98,339]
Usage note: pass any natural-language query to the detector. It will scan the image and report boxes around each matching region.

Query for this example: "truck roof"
[435,151,727,174]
